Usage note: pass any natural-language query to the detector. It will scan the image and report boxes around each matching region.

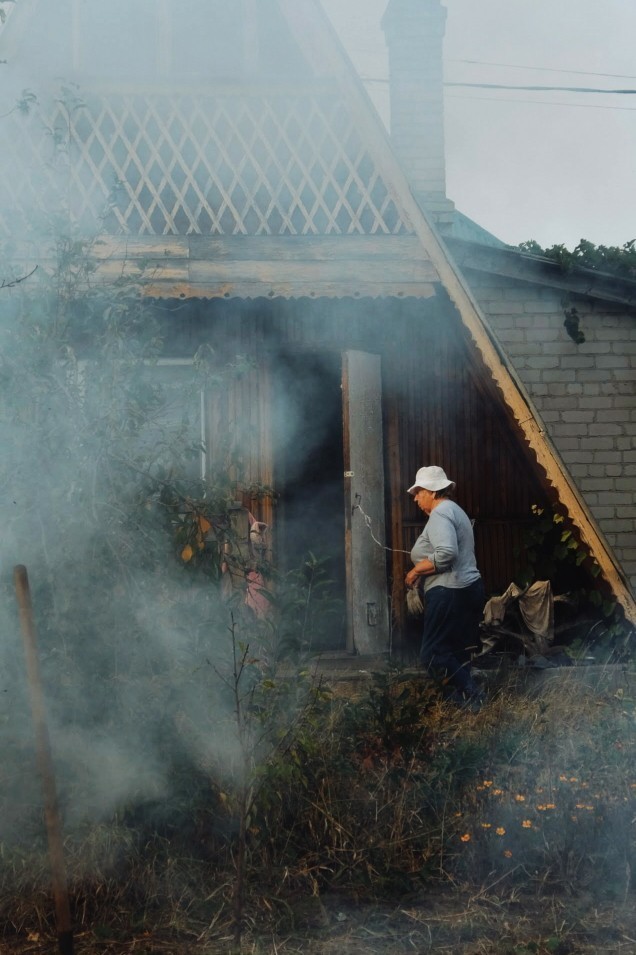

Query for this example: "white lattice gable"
[0,0,416,243]
[0,0,435,298]
[0,88,411,240]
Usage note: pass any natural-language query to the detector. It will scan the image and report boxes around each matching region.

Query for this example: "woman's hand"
[405,568,420,588]
[405,559,435,588]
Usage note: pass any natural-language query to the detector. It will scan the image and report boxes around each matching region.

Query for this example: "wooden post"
[13,566,74,955]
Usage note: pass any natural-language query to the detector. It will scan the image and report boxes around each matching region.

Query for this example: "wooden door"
[342,351,390,656]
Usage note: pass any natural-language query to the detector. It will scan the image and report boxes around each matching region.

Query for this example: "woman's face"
[413,487,436,514]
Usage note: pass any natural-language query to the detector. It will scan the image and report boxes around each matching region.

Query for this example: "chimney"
[382,0,455,228]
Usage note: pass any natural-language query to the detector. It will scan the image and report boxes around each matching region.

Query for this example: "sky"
[322,0,636,251]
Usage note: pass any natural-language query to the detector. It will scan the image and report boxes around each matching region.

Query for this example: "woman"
[405,466,485,708]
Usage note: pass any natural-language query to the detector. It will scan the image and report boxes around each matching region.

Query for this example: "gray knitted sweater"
[410,499,481,592]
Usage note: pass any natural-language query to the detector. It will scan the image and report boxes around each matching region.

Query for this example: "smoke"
[0,0,375,858]
[0,217,347,860]
[0,273,343,846]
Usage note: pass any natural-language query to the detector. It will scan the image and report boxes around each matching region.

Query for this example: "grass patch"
[2,665,635,952]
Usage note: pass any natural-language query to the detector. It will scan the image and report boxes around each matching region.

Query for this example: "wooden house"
[1,0,634,657]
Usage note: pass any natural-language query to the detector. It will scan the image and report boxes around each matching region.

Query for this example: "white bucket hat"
[407,465,455,495]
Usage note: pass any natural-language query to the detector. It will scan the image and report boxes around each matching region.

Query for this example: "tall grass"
[1,666,635,948]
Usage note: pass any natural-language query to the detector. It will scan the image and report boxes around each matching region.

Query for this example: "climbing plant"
[519,238,636,279]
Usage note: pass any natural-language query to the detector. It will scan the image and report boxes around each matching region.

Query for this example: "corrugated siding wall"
[170,294,550,644]
[381,296,547,610]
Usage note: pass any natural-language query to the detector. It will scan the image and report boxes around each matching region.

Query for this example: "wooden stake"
[13,566,74,955]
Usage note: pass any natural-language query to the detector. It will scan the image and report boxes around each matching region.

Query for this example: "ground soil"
[2,888,636,955]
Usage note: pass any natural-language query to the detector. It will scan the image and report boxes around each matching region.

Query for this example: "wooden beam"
[89,235,438,298]
[139,279,437,300]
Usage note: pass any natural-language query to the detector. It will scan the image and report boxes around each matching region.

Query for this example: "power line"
[445,93,636,112]
[449,58,636,81]
[361,76,636,96]
[446,82,636,94]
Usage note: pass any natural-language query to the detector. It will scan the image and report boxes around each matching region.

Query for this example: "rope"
[352,498,411,556]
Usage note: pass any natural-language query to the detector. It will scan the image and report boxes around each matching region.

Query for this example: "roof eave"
[446,236,636,310]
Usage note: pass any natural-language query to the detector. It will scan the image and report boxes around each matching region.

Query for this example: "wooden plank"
[186,235,431,264]
[342,356,354,654]
[93,262,189,283]
[92,236,190,259]
[140,280,437,300]
[90,234,439,298]
[385,390,406,639]
[342,350,390,656]
[186,258,438,284]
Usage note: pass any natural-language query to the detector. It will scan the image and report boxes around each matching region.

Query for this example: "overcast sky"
[322,0,636,251]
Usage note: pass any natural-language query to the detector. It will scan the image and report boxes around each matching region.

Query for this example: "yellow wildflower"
[569,777,578,783]
[481,823,492,829]
[496,827,506,836]
[483,780,493,788]
[460,833,471,843]
[522,820,533,829]
[514,794,526,802]
[493,789,504,796]
[559,775,568,782]
[503,849,513,858]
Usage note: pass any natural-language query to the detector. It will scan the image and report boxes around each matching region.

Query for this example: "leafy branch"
[519,238,636,280]
[0,265,38,289]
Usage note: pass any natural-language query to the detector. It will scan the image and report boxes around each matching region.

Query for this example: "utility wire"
[445,82,636,94]
[445,93,636,112]
[362,75,636,95]
[449,58,636,81]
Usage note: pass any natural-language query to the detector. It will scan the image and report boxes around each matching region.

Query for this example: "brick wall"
[467,272,636,595]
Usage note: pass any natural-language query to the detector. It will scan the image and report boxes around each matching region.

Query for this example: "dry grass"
[3,894,636,954]
[2,665,635,954]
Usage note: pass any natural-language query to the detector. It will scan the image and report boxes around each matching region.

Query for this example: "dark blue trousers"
[419,579,485,695]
